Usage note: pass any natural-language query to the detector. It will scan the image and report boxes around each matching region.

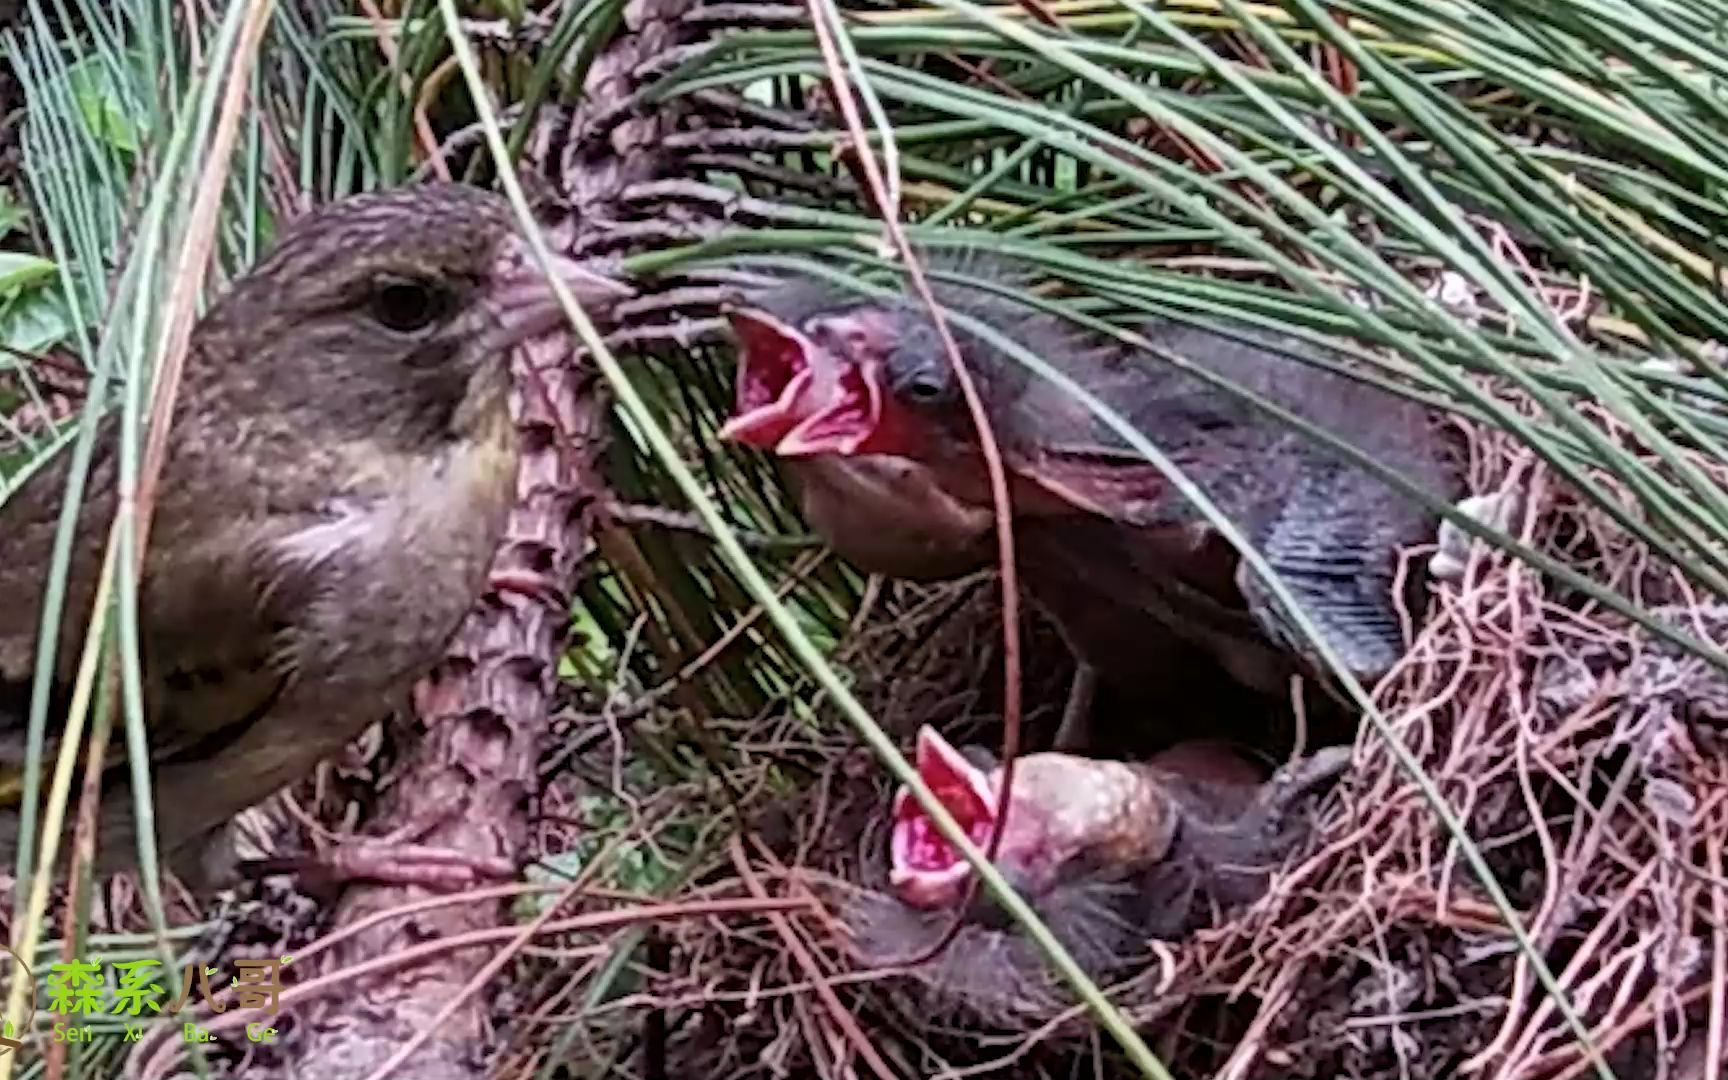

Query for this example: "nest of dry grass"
[554,374,1728,1080]
[20,319,1723,1080]
[30,311,1725,1080]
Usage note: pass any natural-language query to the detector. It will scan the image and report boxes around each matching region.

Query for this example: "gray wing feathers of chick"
[1090,318,1456,676]
[1233,462,1414,679]
[1141,319,1455,679]
[910,295,1458,680]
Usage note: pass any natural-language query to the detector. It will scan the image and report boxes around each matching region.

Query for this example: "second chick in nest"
[844,726,1350,1028]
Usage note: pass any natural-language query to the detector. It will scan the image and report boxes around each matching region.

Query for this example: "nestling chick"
[845,726,1350,1026]
[0,183,629,888]
[722,265,1461,724]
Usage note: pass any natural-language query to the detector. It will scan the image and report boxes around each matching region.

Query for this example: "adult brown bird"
[721,266,1461,745]
[0,183,629,889]
[846,725,1349,1025]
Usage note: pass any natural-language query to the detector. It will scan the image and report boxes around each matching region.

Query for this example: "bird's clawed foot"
[1249,744,1354,834]
[1197,745,1352,906]
[241,842,517,892]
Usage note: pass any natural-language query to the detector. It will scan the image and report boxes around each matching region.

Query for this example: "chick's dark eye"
[905,373,946,402]
[890,352,952,407]
[369,277,450,333]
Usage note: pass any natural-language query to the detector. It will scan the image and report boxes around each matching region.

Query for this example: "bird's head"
[720,277,1174,524]
[888,725,1180,910]
[191,183,631,450]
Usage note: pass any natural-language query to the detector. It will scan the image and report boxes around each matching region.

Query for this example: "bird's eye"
[905,372,948,403]
[369,277,450,334]
[891,353,953,407]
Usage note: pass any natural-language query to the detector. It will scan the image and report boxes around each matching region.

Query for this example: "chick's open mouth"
[720,308,894,457]
[889,726,998,909]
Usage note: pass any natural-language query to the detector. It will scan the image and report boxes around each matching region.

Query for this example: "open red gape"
[719,308,924,458]
[777,362,882,456]
[718,309,818,449]
[889,726,998,909]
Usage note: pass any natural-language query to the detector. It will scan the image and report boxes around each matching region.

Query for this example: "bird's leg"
[489,567,570,612]
[1052,662,1100,752]
[1185,745,1353,909]
[242,845,515,891]
[240,815,516,890]
[1255,744,1354,821]
[1223,744,1354,856]
[299,840,516,889]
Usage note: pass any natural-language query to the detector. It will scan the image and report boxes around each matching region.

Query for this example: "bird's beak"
[719,308,822,448]
[721,307,906,457]
[491,240,635,346]
[889,725,998,910]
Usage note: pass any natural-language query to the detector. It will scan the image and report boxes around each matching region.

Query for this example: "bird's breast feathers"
[308,420,518,545]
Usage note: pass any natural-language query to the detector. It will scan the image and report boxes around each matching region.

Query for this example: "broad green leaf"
[0,252,57,294]
[0,287,74,355]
